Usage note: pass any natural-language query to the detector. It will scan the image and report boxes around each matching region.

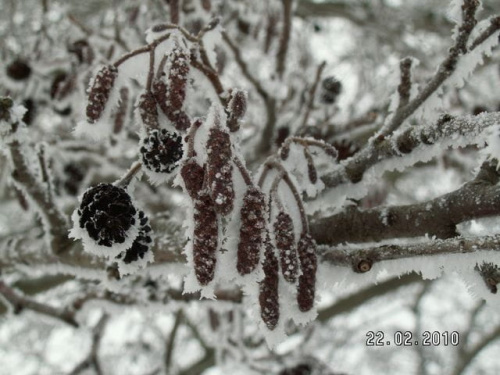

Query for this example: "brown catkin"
[296,233,317,312]
[138,91,160,129]
[180,158,205,199]
[152,75,191,132]
[237,187,266,275]
[193,190,218,285]
[273,211,298,283]
[168,46,190,111]
[259,233,280,330]
[206,126,234,216]
[304,148,317,184]
[86,65,117,123]
[226,90,247,132]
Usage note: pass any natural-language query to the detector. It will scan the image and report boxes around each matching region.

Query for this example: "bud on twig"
[274,211,298,283]
[237,187,266,275]
[86,65,118,123]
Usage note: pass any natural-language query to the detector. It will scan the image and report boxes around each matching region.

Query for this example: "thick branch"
[321,234,500,273]
[313,159,500,245]
[321,112,500,188]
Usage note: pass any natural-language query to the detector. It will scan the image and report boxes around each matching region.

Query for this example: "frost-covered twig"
[314,158,500,244]
[322,112,500,187]
[378,0,484,137]
[0,280,78,327]
[164,309,183,373]
[317,273,422,322]
[300,61,326,129]
[321,234,500,274]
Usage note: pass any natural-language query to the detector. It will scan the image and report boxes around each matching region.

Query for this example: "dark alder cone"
[274,212,298,283]
[6,60,31,81]
[86,65,118,123]
[63,163,85,195]
[140,129,183,174]
[21,98,35,125]
[279,364,313,375]
[78,183,136,247]
[259,234,280,330]
[275,126,290,147]
[168,46,190,111]
[296,233,317,312]
[138,91,160,129]
[117,211,153,264]
[193,191,218,285]
[237,187,266,275]
[320,76,342,105]
[68,39,94,65]
[226,90,247,132]
[180,158,205,199]
[206,127,235,215]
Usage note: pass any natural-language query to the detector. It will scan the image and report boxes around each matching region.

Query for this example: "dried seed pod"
[6,59,31,81]
[206,126,234,215]
[140,129,183,174]
[274,211,298,283]
[259,233,280,330]
[226,90,247,132]
[138,91,160,129]
[237,187,266,275]
[193,191,218,285]
[168,46,190,111]
[180,158,205,198]
[86,65,118,123]
[296,233,317,312]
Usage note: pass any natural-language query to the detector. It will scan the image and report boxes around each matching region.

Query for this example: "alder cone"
[86,65,117,123]
[274,211,298,283]
[78,183,136,247]
[138,91,160,129]
[180,158,205,199]
[117,210,153,264]
[206,127,234,215]
[193,191,218,285]
[296,233,317,312]
[140,129,183,174]
[259,234,280,330]
[237,187,266,275]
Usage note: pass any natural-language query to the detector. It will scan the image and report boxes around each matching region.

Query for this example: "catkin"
[86,65,117,123]
[273,211,298,283]
[138,91,160,129]
[193,190,218,285]
[296,233,317,312]
[226,90,247,132]
[259,233,280,330]
[180,158,205,199]
[206,126,234,216]
[237,187,266,275]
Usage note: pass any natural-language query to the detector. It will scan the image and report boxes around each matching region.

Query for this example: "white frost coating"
[318,246,500,308]
[202,25,223,69]
[0,103,29,147]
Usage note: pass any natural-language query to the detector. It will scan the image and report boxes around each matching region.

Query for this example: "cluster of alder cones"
[80,33,327,331]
